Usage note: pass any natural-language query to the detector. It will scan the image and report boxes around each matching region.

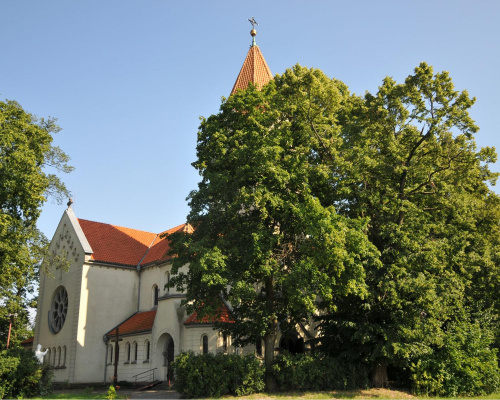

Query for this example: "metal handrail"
[132,367,157,385]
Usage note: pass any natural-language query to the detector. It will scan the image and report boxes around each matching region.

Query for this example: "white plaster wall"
[183,326,218,354]
[151,297,184,355]
[139,263,188,310]
[34,211,89,383]
[72,265,139,383]
[240,343,259,356]
[139,265,164,311]
[183,328,257,356]
[109,333,154,384]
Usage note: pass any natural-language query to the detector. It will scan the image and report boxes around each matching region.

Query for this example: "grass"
[230,389,500,399]
[34,386,127,399]
[226,388,417,399]
[31,387,500,399]
[37,394,119,399]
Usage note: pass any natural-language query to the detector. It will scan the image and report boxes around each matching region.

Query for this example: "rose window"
[49,286,68,334]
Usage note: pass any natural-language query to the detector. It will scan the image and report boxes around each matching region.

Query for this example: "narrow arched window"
[62,346,67,366]
[153,284,159,306]
[46,348,51,365]
[126,342,131,362]
[145,340,150,361]
[57,346,61,367]
[256,339,262,356]
[109,344,113,364]
[52,347,56,365]
[223,333,228,353]
[133,342,138,362]
[165,271,171,294]
[202,334,208,354]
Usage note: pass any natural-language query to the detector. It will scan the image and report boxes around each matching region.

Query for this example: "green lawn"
[32,387,500,399]
[34,386,127,399]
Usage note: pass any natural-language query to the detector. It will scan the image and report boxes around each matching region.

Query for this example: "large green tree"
[0,99,73,348]
[318,63,500,394]
[169,62,500,395]
[168,66,380,390]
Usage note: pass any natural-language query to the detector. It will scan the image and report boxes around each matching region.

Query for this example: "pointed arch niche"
[152,284,159,307]
[156,333,174,383]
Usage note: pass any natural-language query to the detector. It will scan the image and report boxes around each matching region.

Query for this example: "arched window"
[62,346,67,367]
[46,348,51,365]
[152,284,159,306]
[223,333,228,353]
[57,346,61,367]
[256,339,262,357]
[202,334,208,354]
[126,342,131,362]
[52,347,56,366]
[133,342,138,362]
[164,271,171,294]
[145,340,150,361]
[109,344,113,364]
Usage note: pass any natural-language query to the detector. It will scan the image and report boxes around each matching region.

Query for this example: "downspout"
[103,336,109,385]
[137,235,158,311]
[136,265,142,311]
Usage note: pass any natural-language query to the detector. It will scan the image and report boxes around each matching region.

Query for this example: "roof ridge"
[78,218,157,235]
[137,234,159,268]
[158,223,188,236]
[78,218,186,236]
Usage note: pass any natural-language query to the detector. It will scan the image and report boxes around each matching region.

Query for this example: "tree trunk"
[371,360,389,388]
[263,331,277,392]
[263,276,278,392]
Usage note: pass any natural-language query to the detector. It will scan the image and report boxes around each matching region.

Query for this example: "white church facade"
[33,28,309,385]
[33,207,237,384]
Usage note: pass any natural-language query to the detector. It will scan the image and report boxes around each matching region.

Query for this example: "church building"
[33,27,303,385]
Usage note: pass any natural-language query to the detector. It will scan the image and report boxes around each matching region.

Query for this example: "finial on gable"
[67,198,73,209]
[248,16,258,46]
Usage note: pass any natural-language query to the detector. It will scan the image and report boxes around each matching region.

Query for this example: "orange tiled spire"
[231,21,273,95]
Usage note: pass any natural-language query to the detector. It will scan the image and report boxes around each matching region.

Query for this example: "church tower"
[231,19,273,95]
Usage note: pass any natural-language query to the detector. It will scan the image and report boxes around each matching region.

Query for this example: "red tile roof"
[141,225,189,266]
[107,310,157,336]
[21,337,34,348]
[184,303,235,325]
[77,219,188,267]
[231,44,273,95]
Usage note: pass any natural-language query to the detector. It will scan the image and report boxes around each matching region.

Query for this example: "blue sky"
[1,0,500,239]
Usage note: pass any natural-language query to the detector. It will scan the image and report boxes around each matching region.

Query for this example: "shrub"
[0,348,52,399]
[105,385,117,400]
[272,352,369,392]
[410,319,500,397]
[173,351,264,398]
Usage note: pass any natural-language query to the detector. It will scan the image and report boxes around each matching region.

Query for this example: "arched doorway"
[157,333,174,383]
[279,333,305,354]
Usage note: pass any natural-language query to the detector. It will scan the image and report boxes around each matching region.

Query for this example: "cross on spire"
[231,17,272,95]
[248,16,259,46]
[248,16,258,29]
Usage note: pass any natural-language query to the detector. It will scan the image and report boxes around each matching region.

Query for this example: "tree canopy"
[168,63,500,395]
[318,63,500,394]
[168,66,380,389]
[0,99,73,348]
